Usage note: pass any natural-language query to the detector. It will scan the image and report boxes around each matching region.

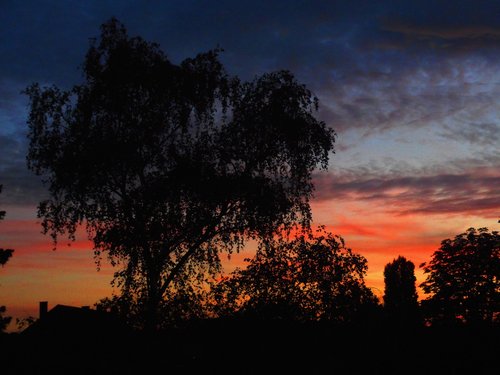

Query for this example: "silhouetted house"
[23,302,128,339]
[7,303,136,374]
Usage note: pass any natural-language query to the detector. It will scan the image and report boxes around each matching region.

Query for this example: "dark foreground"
[2,320,499,374]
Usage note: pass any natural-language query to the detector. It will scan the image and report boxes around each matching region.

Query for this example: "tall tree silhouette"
[421,227,500,324]
[383,256,419,325]
[211,227,378,321]
[0,185,14,332]
[24,19,335,329]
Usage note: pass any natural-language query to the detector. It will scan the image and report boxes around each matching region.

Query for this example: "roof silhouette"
[23,304,128,338]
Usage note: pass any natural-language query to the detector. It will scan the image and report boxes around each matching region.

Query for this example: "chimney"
[39,301,48,319]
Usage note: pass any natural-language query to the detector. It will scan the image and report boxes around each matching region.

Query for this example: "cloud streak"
[314,168,500,217]
[382,19,500,53]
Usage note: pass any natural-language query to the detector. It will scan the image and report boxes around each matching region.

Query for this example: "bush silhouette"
[211,227,379,322]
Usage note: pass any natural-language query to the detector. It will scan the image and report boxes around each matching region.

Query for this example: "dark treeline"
[1,19,499,374]
[96,226,499,329]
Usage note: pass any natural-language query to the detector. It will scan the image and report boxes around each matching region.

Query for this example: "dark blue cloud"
[0,1,369,84]
[2,0,500,206]
[2,0,500,93]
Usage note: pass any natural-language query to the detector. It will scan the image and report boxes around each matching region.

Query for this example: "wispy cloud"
[383,20,500,44]
[314,167,500,217]
[441,121,499,146]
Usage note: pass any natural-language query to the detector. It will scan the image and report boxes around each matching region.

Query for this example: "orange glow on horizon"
[1,195,498,332]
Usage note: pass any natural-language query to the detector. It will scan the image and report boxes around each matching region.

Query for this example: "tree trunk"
[144,257,162,332]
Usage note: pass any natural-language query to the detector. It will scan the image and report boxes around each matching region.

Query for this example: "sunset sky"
[1,0,499,329]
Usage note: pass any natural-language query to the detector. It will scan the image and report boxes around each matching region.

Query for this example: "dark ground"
[1,320,499,374]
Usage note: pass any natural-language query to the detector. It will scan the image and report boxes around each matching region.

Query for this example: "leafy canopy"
[25,19,335,327]
[383,256,419,324]
[421,227,500,324]
[211,227,378,322]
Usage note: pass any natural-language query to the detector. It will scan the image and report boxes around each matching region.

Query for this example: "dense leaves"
[383,256,419,325]
[421,227,500,324]
[0,250,13,267]
[211,227,379,321]
[25,19,335,328]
